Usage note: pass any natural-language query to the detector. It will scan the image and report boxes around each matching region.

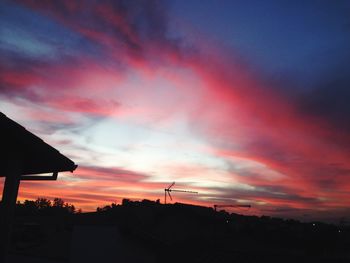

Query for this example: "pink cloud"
[1,0,349,222]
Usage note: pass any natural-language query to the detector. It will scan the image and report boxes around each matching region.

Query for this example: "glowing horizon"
[1,0,350,223]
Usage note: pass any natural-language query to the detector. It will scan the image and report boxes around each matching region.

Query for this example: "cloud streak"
[1,0,349,221]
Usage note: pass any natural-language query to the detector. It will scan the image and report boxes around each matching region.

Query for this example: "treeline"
[96,198,161,212]
[8,198,79,216]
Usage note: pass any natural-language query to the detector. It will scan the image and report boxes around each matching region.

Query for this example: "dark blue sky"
[1,0,350,220]
[169,0,350,88]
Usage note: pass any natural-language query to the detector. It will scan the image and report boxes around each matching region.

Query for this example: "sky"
[1,0,350,222]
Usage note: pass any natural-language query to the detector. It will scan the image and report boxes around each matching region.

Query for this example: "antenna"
[213,204,251,211]
[164,182,198,204]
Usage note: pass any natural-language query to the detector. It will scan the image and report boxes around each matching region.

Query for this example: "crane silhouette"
[213,204,251,211]
[164,182,198,204]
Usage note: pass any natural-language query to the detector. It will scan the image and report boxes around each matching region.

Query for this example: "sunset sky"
[1,0,350,222]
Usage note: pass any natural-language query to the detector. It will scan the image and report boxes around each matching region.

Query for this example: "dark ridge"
[2,198,349,262]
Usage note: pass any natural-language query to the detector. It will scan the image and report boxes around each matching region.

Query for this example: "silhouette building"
[0,112,77,262]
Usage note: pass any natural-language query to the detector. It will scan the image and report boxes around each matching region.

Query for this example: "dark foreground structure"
[3,199,350,263]
[1,113,349,262]
[0,113,77,262]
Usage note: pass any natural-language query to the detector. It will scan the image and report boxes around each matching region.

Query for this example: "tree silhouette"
[35,198,51,210]
[53,198,65,208]
[15,198,76,215]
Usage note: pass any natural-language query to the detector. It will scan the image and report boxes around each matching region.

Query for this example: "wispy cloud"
[1,0,349,221]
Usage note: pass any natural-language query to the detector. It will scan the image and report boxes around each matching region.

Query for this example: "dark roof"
[0,112,77,176]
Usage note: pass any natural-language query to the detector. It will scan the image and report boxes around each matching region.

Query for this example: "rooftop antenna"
[164,182,198,204]
[213,204,251,212]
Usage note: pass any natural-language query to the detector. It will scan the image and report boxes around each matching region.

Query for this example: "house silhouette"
[0,112,77,262]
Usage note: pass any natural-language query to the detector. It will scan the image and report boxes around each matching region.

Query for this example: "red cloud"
[1,0,349,222]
